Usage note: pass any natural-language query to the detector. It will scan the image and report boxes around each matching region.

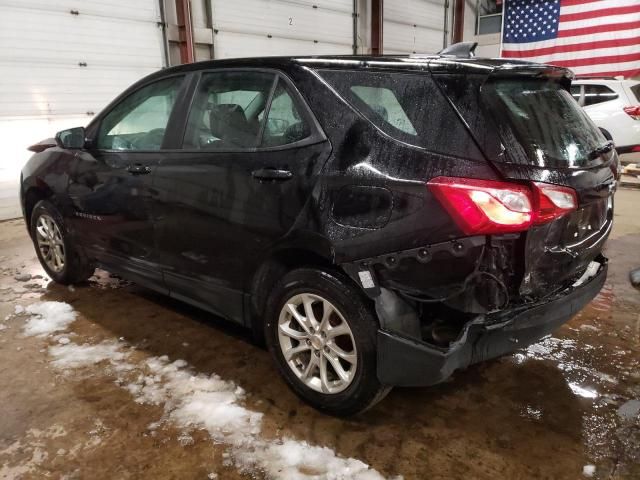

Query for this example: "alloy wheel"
[35,214,65,273]
[277,293,357,394]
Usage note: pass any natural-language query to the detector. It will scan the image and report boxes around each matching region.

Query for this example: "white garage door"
[211,0,354,58]
[384,0,446,54]
[0,0,164,219]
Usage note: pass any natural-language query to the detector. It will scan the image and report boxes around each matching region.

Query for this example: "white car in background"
[571,77,640,155]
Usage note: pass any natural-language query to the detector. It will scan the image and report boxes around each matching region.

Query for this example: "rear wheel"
[30,200,94,284]
[265,267,390,416]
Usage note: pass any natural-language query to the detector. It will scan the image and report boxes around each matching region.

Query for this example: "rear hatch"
[431,61,616,298]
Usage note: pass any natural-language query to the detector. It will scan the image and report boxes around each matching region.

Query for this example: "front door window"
[97,76,184,151]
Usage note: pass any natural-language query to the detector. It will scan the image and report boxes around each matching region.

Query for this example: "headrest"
[209,104,249,141]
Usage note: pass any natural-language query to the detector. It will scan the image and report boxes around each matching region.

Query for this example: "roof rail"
[437,41,478,58]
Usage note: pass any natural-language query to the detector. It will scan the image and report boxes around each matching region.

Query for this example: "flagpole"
[499,0,507,57]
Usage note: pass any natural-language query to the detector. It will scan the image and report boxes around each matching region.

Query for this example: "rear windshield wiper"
[589,141,614,160]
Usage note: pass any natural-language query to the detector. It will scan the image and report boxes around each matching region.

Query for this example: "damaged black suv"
[21,49,616,416]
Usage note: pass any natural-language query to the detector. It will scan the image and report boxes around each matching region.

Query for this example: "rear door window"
[483,79,607,168]
[183,71,275,150]
[630,83,640,102]
[583,84,618,106]
[260,80,311,147]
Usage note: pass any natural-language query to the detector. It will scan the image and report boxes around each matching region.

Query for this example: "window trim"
[178,67,326,153]
[87,72,190,153]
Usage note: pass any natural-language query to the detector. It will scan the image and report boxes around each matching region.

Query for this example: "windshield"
[483,79,607,168]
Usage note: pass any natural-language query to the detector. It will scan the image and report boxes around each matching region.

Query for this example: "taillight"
[533,182,577,224]
[624,105,640,120]
[427,177,577,235]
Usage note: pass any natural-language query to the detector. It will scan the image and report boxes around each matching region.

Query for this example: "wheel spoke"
[324,352,350,383]
[302,294,319,330]
[319,353,330,393]
[301,354,318,380]
[283,343,311,361]
[327,343,356,364]
[326,321,350,339]
[279,323,308,341]
[318,300,333,332]
[36,224,48,239]
[286,303,312,335]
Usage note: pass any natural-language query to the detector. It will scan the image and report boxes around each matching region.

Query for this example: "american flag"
[501,0,640,78]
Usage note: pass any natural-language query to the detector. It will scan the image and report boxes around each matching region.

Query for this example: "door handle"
[251,168,293,181]
[127,164,152,175]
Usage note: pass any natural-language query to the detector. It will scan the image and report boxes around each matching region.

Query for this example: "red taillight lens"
[533,182,577,224]
[427,177,577,235]
[624,105,640,120]
[427,177,533,235]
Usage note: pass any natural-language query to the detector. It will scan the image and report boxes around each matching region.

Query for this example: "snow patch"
[35,301,396,479]
[123,356,391,479]
[23,302,76,337]
[582,464,596,477]
[49,341,127,369]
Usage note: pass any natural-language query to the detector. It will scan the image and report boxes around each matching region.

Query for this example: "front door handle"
[127,164,152,175]
[251,168,293,181]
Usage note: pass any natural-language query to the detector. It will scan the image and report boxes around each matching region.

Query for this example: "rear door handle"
[251,168,293,181]
[127,164,152,175]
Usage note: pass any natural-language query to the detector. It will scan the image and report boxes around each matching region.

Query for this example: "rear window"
[483,79,607,168]
[630,83,640,102]
[319,69,483,157]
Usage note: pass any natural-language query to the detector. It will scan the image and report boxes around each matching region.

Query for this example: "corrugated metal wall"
[384,0,447,54]
[0,0,164,118]
[0,0,165,220]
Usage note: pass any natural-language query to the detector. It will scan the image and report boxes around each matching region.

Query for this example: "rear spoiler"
[428,57,574,89]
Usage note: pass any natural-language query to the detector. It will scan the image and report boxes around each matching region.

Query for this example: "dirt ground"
[0,189,639,480]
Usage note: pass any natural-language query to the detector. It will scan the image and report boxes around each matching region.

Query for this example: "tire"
[265,267,391,416]
[30,200,94,285]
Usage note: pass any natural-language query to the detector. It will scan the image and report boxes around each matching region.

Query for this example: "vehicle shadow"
[40,278,590,480]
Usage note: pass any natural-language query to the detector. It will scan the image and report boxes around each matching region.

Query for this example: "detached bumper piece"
[377,259,608,387]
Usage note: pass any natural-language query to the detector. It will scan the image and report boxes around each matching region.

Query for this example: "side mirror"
[55,127,86,149]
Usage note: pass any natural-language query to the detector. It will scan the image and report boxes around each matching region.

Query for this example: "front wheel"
[30,200,94,284]
[265,267,390,416]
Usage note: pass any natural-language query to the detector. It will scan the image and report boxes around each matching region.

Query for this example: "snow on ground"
[22,302,77,337]
[20,301,396,480]
[49,341,127,369]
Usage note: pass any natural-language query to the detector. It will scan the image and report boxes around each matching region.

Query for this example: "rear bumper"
[376,259,607,387]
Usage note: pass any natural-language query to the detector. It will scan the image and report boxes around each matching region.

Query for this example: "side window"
[183,71,275,149]
[97,76,183,150]
[350,85,417,135]
[583,84,618,106]
[261,81,311,147]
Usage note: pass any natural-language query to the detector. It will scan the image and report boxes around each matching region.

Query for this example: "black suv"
[21,52,616,416]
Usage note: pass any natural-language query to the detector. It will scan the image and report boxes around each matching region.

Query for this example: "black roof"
[158,54,573,79]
